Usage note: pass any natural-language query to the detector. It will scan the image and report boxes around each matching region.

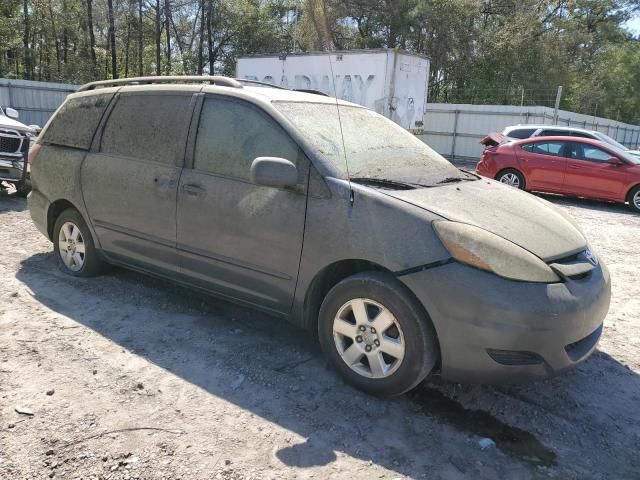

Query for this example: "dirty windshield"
[274,101,473,187]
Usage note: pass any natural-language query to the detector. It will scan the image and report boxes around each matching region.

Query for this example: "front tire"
[628,185,640,213]
[318,272,438,397]
[53,208,106,277]
[14,179,31,197]
[496,168,525,190]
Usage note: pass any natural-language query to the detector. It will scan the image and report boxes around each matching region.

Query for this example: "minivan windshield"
[593,131,628,151]
[606,142,640,164]
[274,101,473,186]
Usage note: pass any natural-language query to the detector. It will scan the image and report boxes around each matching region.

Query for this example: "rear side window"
[521,141,566,157]
[506,128,536,139]
[570,132,594,139]
[40,93,113,149]
[194,96,299,180]
[100,94,193,165]
[539,129,570,137]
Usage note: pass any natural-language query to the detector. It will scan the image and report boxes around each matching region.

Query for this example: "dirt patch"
[1,189,639,480]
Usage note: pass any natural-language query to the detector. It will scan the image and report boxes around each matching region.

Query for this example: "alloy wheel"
[634,190,640,210]
[58,221,86,272]
[499,172,520,188]
[332,298,405,379]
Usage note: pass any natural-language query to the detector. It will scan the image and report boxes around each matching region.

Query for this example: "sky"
[625,15,640,35]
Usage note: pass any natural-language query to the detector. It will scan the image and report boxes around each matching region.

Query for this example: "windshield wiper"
[436,176,476,185]
[350,177,427,190]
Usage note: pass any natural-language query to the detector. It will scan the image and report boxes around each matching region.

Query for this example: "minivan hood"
[0,114,33,134]
[384,180,586,261]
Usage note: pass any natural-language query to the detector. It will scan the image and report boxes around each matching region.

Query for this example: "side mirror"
[5,107,19,120]
[607,157,624,166]
[250,157,298,188]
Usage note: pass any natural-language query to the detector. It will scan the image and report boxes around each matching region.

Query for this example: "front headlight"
[433,221,561,283]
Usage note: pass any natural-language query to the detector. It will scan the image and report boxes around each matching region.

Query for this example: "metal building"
[0,78,77,127]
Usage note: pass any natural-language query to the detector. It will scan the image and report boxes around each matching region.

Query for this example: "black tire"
[53,208,106,277]
[496,168,526,190]
[628,185,640,213]
[14,180,31,197]
[318,271,439,397]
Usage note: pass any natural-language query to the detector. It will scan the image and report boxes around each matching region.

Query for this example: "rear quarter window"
[40,93,114,149]
[506,128,536,139]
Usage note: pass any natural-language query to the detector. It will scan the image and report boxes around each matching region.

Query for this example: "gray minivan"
[28,76,611,396]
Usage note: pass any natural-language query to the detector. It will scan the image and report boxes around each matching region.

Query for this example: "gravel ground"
[1,187,639,480]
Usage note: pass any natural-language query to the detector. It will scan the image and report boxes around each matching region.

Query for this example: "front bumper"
[401,260,611,384]
[0,156,27,183]
[0,133,29,183]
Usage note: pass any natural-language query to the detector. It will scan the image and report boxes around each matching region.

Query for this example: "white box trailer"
[236,49,430,132]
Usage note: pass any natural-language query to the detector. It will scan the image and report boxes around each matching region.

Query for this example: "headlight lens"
[433,221,561,283]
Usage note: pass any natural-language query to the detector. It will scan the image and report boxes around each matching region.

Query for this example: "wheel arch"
[302,259,389,333]
[626,183,640,202]
[301,260,442,360]
[47,199,81,240]
[495,167,526,189]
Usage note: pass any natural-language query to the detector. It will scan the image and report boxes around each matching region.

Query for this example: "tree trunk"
[62,0,69,64]
[197,0,205,74]
[22,0,31,79]
[206,0,214,74]
[107,0,118,78]
[138,0,143,76]
[164,0,171,74]
[155,0,161,75]
[86,0,97,71]
[47,0,61,75]
[125,16,131,77]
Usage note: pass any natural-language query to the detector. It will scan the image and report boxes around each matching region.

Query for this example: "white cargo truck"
[236,49,430,132]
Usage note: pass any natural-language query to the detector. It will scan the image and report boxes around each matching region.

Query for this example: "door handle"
[181,183,205,195]
[568,164,581,169]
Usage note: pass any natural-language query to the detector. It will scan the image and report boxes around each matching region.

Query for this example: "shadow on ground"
[0,188,27,212]
[13,247,640,478]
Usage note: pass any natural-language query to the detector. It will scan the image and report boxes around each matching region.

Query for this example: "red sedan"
[476,133,640,212]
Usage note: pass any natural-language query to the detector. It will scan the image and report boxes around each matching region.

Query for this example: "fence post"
[7,81,13,107]
[451,109,459,160]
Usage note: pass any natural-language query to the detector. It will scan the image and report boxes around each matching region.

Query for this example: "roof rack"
[235,79,287,90]
[293,88,329,97]
[236,79,330,97]
[77,75,242,92]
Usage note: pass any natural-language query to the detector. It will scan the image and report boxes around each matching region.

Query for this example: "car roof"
[71,76,361,108]
[504,124,596,134]
[511,135,610,147]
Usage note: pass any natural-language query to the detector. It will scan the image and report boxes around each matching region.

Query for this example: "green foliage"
[0,0,638,123]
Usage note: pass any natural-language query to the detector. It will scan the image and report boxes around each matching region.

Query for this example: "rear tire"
[318,271,439,397]
[628,185,640,213]
[496,168,525,190]
[53,208,106,277]
[14,180,31,197]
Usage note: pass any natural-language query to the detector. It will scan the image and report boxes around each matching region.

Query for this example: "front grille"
[487,349,544,366]
[565,324,603,362]
[0,131,22,154]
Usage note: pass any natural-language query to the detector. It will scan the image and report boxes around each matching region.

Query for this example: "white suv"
[502,124,640,157]
[0,106,38,196]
